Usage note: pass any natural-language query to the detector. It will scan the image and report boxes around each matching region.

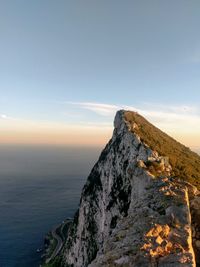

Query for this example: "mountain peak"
[43,110,200,267]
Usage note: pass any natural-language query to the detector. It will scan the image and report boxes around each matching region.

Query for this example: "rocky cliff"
[57,110,200,267]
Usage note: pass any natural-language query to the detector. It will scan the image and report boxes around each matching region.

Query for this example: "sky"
[0,1,200,149]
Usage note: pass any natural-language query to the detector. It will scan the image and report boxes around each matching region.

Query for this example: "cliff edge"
[47,110,200,267]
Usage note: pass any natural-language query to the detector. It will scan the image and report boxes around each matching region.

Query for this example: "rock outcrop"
[58,110,200,267]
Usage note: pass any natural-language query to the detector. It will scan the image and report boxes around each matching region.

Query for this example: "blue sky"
[0,1,200,147]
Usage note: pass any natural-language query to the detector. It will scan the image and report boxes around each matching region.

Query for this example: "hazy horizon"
[1,1,200,148]
[0,143,199,157]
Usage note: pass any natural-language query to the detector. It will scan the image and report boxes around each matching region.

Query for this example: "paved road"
[46,225,62,263]
[46,220,71,264]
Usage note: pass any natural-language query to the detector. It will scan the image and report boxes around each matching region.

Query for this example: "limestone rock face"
[61,110,199,267]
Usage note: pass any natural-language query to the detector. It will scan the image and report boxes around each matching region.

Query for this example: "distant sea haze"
[197,149,200,154]
[0,145,101,267]
[193,147,200,155]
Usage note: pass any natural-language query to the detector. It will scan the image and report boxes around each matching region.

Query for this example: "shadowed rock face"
[191,195,200,266]
[61,110,199,267]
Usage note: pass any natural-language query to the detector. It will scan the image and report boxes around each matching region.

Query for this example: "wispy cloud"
[0,114,8,119]
[67,101,200,138]
[67,101,120,116]
[1,102,200,148]
[67,101,200,121]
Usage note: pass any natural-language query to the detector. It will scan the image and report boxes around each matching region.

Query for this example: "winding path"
[45,220,71,264]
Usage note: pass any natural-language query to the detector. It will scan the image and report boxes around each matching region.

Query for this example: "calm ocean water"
[0,145,102,267]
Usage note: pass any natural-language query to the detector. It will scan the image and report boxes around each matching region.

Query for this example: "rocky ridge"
[58,110,200,267]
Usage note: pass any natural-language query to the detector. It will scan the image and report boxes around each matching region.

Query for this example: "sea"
[0,145,102,267]
[0,145,199,267]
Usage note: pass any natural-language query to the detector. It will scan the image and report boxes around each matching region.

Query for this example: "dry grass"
[124,111,200,190]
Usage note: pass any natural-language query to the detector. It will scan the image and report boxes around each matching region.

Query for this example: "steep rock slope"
[61,110,200,267]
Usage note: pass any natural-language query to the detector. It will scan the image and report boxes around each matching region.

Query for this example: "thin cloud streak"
[67,101,119,116]
[67,101,200,128]
[1,102,200,148]
[67,101,200,148]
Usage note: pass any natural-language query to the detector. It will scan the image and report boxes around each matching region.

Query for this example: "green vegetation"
[61,222,71,241]
[41,232,60,267]
[46,233,58,259]
[124,111,200,189]
[42,256,64,267]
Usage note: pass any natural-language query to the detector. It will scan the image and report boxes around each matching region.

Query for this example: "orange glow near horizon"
[168,132,200,151]
[0,128,199,152]
[0,124,113,146]
[0,118,199,151]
